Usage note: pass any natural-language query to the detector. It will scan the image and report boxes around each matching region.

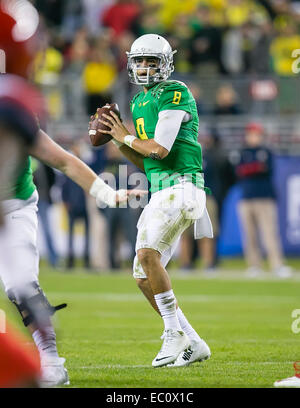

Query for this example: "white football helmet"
[126,34,177,86]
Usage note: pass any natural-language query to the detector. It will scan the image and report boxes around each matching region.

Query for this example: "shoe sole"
[40,373,70,387]
[167,352,211,368]
[40,380,70,387]
[195,353,211,364]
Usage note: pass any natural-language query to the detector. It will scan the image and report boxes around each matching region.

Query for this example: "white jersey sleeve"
[154,109,190,152]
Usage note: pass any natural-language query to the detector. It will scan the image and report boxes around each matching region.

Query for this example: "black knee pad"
[7,281,67,327]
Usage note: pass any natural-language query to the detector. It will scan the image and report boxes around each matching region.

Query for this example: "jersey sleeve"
[154,110,186,151]
[156,83,191,113]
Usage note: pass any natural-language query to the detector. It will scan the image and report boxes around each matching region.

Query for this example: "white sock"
[154,289,182,331]
[32,327,59,360]
[177,307,201,343]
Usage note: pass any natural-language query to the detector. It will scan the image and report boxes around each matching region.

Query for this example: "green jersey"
[130,80,204,193]
[14,156,36,200]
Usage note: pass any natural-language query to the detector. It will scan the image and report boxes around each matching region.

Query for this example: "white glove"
[90,177,127,208]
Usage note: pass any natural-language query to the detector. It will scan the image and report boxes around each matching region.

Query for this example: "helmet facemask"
[127,52,175,86]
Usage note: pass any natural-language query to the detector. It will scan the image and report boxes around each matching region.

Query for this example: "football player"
[97,34,213,367]
[0,0,143,386]
[0,322,41,388]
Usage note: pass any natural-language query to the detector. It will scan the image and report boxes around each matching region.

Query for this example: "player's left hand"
[99,111,130,143]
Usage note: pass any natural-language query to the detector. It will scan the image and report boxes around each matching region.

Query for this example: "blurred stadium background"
[28,0,300,271]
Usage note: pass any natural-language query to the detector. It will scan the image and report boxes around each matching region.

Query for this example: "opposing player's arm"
[29,129,145,206]
[29,129,97,193]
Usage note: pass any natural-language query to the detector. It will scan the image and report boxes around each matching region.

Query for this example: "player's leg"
[167,235,211,367]
[255,199,292,277]
[121,207,138,264]
[37,200,58,267]
[199,237,215,271]
[104,208,120,269]
[134,280,211,368]
[135,277,160,314]
[134,183,209,366]
[238,200,262,276]
[179,227,194,269]
[135,238,180,314]
[135,238,210,367]
[198,195,219,272]
[135,236,185,313]
[137,247,189,367]
[1,197,69,386]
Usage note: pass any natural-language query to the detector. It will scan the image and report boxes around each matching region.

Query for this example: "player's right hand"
[115,189,147,205]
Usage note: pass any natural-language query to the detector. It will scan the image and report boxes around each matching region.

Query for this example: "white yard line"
[41,292,299,303]
[77,361,294,370]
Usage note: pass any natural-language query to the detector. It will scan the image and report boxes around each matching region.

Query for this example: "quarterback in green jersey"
[99,34,213,368]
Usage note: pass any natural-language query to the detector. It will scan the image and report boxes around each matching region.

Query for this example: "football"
[88,103,120,146]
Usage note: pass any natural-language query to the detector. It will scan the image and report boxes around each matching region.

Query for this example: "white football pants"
[133,181,206,279]
[0,191,39,292]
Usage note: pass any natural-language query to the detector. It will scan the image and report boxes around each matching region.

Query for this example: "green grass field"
[1,259,300,388]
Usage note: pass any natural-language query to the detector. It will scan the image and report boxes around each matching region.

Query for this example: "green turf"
[1,262,300,388]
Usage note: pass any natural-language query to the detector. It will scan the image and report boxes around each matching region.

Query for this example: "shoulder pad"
[150,80,187,99]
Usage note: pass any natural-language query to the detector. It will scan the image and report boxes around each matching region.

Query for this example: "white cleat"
[167,339,211,367]
[245,267,263,278]
[40,356,70,387]
[152,329,190,368]
[273,265,293,279]
[274,376,300,388]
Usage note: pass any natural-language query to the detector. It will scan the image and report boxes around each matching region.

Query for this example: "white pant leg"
[133,183,206,279]
[160,236,181,268]
[133,235,181,279]
[0,194,39,292]
[0,226,13,291]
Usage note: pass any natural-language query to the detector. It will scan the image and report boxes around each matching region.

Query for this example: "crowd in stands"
[30,0,298,273]
[31,0,300,117]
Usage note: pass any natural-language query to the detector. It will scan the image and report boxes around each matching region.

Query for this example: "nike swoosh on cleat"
[155,356,173,362]
[182,350,193,361]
